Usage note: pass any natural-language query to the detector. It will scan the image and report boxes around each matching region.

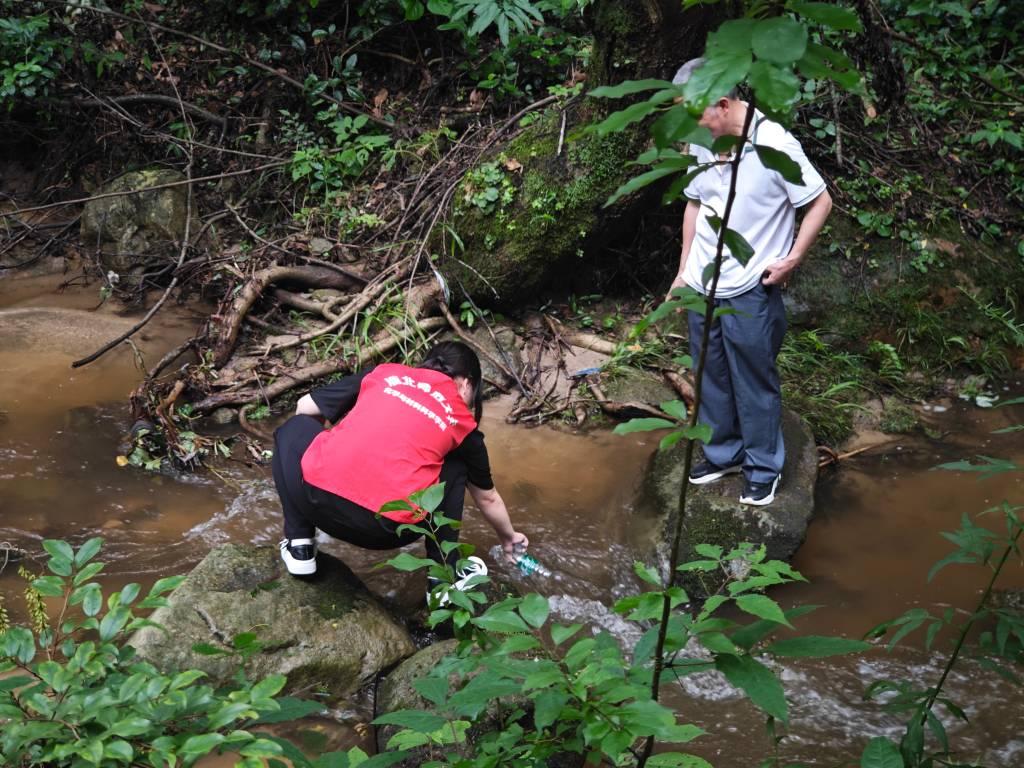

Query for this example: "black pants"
[271,415,467,566]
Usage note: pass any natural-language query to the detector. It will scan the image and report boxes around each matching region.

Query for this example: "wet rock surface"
[635,408,817,596]
[129,544,415,700]
[80,168,198,274]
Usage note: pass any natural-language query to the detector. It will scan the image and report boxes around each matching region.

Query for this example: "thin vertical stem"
[638,99,757,767]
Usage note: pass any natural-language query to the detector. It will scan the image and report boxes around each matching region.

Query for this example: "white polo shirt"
[682,109,825,298]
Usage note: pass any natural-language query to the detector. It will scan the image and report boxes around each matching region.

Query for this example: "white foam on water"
[186,477,280,545]
[547,594,644,649]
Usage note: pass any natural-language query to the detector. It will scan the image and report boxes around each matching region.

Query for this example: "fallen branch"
[211,265,364,367]
[192,316,447,412]
[551,320,618,355]
[585,378,671,421]
[662,370,696,409]
[438,301,519,391]
[71,94,227,129]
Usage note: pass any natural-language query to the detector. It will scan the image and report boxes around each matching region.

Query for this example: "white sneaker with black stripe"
[279,538,317,575]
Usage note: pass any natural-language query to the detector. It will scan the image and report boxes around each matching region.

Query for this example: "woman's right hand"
[501,531,529,563]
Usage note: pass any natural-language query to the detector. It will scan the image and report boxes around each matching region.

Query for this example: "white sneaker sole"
[280,539,317,575]
[739,476,781,506]
[689,464,742,485]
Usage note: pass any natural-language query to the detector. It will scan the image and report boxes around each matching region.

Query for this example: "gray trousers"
[688,282,786,484]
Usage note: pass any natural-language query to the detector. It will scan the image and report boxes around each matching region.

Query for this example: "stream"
[1,275,1022,766]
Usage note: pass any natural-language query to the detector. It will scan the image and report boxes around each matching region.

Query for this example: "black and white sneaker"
[688,461,742,485]
[739,475,781,507]
[279,538,317,575]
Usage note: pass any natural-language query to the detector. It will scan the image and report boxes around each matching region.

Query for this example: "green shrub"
[0,539,309,768]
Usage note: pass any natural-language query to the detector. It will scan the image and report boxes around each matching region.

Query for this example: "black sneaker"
[739,475,781,507]
[279,538,317,575]
[688,461,742,485]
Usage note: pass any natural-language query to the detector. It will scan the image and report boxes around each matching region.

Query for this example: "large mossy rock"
[80,168,197,274]
[129,544,415,699]
[634,408,817,596]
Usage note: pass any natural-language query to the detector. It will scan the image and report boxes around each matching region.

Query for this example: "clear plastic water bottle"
[513,543,552,578]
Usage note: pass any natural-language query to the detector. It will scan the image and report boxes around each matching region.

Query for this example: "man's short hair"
[672,57,739,100]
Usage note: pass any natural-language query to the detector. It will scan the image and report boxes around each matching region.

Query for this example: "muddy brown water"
[1,275,1022,765]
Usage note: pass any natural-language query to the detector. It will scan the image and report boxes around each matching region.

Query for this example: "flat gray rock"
[633,408,818,597]
[129,544,415,700]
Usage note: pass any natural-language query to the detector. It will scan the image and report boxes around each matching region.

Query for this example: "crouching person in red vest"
[271,341,527,598]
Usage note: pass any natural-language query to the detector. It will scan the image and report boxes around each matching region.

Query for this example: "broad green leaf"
[683,45,752,107]
[765,636,870,657]
[32,575,66,597]
[252,696,326,725]
[180,733,226,756]
[410,482,445,514]
[681,423,713,443]
[660,400,688,420]
[550,623,582,646]
[715,654,788,722]
[748,61,801,113]
[754,144,804,184]
[613,417,676,434]
[74,537,103,567]
[103,739,134,762]
[43,539,74,563]
[239,738,284,757]
[653,106,699,149]
[108,717,153,737]
[647,753,713,767]
[790,1,862,32]
[373,709,447,732]
[148,575,185,597]
[533,689,569,730]
[589,79,675,99]
[72,562,104,587]
[606,162,693,207]
[473,609,530,634]
[519,593,549,628]
[412,677,448,706]
[860,736,904,768]
[723,228,754,266]
[384,553,435,572]
[751,16,808,64]
[634,561,663,586]
[660,431,686,451]
[590,97,666,137]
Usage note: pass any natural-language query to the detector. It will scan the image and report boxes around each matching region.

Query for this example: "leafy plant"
[0,12,62,108]
[0,539,297,767]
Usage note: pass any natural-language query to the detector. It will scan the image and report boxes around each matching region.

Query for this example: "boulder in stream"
[129,544,415,700]
[634,408,817,597]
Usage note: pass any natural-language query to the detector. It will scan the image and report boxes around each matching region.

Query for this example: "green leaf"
[790,1,862,32]
[103,739,134,762]
[384,553,436,572]
[765,636,870,658]
[108,717,153,737]
[683,47,752,108]
[410,482,445,514]
[240,738,284,758]
[373,709,448,732]
[412,677,448,707]
[533,689,569,730]
[180,733,226,756]
[252,696,326,725]
[148,575,184,597]
[634,561,664,586]
[606,162,697,207]
[752,16,808,64]
[519,593,549,628]
[748,61,801,113]
[754,144,804,185]
[860,736,904,768]
[735,595,792,627]
[473,609,530,634]
[681,423,713,443]
[43,539,74,563]
[647,753,714,767]
[715,654,788,722]
[589,79,675,99]
[590,98,665,136]
[723,228,755,266]
[32,575,66,597]
[74,537,103,567]
[550,623,582,646]
[73,562,104,587]
[613,417,676,434]
[653,105,699,148]
[660,400,688,421]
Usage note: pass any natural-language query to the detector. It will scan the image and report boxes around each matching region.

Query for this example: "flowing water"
[1,275,1022,765]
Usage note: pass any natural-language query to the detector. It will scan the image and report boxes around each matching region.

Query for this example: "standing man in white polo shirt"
[667,57,833,506]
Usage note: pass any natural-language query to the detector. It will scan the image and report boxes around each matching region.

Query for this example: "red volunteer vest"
[300,363,477,523]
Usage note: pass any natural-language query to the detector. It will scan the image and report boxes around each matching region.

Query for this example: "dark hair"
[419,341,484,422]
